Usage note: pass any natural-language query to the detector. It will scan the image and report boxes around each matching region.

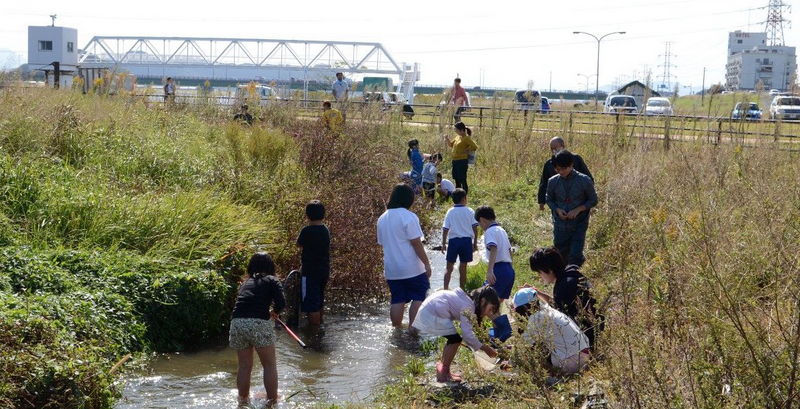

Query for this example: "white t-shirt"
[524,302,589,364]
[439,178,455,194]
[443,205,477,239]
[483,223,512,263]
[377,208,425,280]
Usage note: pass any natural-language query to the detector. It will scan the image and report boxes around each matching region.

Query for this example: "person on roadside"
[321,100,343,133]
[526,246,604,349]
[545,150,597,267]
[511,287,591,375]
[377,184,432,328]
[451,77,470,121]
[229,252,285,406]
[163,77,176,102]
[233,104,254,125]
[296,200,330,326]
[445,122,478,194]
[332,72,349,121]
[412,286,500,382]
[538,137,593,211]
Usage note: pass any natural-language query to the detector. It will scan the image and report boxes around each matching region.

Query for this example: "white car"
[644,97,674,116]
[603,95,638,114]
[770,96,800,120]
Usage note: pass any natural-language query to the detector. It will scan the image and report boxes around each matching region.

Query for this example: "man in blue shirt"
[545,151,598,267]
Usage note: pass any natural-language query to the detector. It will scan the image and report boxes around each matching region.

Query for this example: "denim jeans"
[553,225,587,267]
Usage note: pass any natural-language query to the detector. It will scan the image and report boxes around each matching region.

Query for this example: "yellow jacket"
[450,134,478,161]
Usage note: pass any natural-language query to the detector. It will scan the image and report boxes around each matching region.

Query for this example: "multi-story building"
[725,31,797,91]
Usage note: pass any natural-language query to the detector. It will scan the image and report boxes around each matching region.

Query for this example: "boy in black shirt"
[527,246,603,349]
[296,200,331,325]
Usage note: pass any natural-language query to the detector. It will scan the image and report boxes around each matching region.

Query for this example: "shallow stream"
[116,245,469,408]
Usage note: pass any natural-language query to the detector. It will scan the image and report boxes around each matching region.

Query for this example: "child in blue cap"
[512,288,590,375]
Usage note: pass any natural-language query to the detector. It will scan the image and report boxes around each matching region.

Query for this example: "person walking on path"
[451,78,470,121]
[538,137,593,211]
[377,184,432,328]
[545,151,598,267]
[332,72,349,121]
[163,77,176,103]
[445,122,478,194]
[229,252,285,406]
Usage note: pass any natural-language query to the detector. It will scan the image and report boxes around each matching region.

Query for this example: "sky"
[1,0,796,93]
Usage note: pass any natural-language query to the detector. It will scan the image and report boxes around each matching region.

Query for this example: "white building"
[27,25,78,88]
[725,31,797,91]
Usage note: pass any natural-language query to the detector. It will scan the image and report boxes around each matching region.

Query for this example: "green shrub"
[464,263,486,292]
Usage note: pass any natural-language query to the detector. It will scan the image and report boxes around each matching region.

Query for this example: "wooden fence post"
[774,119,780,142]
[568,111,574,143]
[664,114,670,150]
[716,119,722,145]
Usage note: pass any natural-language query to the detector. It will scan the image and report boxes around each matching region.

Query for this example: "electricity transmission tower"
[657,42,677,94]
[764,0,791,46]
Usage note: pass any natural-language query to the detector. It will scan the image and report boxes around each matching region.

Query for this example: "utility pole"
[701,67,706,106]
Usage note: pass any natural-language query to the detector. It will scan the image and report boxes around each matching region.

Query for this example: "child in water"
[412,286,500,382]
[229,252,285,406]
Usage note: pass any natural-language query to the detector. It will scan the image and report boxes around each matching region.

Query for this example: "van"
[603,95,638,114]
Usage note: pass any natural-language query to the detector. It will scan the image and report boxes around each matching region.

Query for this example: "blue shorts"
[387,273,430,305]
[301,274,328,313]
[484,262,515,299]
[446,237,474,264]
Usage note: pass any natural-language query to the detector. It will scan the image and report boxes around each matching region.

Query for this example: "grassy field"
[2,83,800,408]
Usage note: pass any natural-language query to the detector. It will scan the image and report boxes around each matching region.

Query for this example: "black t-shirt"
[297,224,330,278]
[552,265,594,320]
[231,275,286,320]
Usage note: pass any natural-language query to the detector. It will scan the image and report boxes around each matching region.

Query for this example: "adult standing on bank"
[545,151,598,267]
[451,78,470,121]
[332,72,349,121]
[538,137,593,211]
[377,184,432,328]
[445,122,478,194]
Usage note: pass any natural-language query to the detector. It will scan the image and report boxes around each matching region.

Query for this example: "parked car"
[514,89,549,113]
[603,95,638,114]
[769,89,781,96]
[731,102,762,120]
[644,97,674,116]
[770,96,800,120]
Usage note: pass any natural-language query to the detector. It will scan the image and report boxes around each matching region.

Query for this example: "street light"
[574,31,626,109]
[577,73,596,100]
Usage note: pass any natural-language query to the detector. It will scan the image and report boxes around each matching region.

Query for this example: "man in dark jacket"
[538,137,593,211]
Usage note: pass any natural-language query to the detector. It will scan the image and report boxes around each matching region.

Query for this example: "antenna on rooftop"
[50,14,57,26]
[764,0,790,46]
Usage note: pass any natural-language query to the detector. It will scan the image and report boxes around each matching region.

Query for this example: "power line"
[394,23,748,54]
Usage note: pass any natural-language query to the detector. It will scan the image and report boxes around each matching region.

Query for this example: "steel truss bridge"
[78,36,419,99]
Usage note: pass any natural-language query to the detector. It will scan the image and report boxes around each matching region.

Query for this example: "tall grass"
[2,84,799,408]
